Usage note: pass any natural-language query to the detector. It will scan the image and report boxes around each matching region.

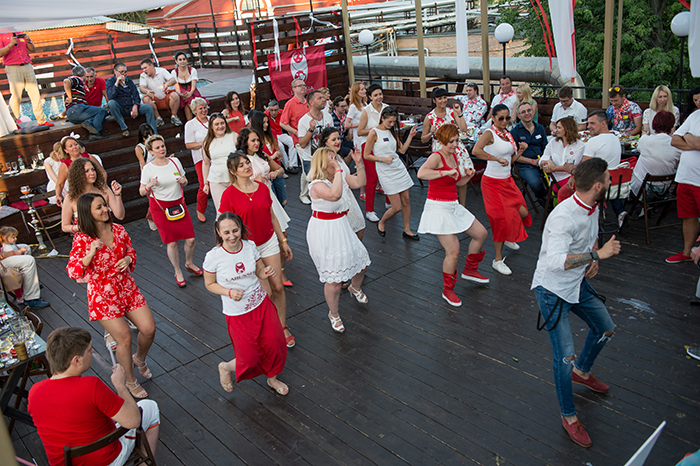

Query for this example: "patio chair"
[625,173,679,245]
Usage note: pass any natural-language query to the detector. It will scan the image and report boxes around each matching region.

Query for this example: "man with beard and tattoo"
[530,157,621,448]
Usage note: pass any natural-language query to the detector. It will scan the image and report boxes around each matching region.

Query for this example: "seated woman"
[514,83,539,124]
[61,158,124,234]
[642,85,680,135]
[54,135,106,206]
[0,226,49,309]
[631,110,681,195]
[44,141,67,204]
[539,116,585,203]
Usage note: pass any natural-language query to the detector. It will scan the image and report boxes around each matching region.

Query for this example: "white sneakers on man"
[504,241,520,251]
[366,211,380,222]
[492,258,512,275]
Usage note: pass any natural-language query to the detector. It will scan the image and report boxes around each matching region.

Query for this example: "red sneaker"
[38,121,54,127]
[562,417,592,447]
[359,193,366,202]
[572,372,609,393]
[666,252,692,263]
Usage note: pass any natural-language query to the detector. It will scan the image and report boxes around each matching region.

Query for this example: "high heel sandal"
[348,285,368,304]
[132,354,152,379]
[218,362,234,392]
[283,326,295,348]
[175,274,186,287]
[281,267,293,287]
[126,381,148,399]
[328,312,345,333]
[267,378,289,396]
[104,332,117,350]
[185,263,203,276]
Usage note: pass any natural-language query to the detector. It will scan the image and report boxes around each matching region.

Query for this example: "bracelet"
[228,289,232,299]
[281,238,288,243]
[591,250,600,261]
[486,154,490,161]
[335,169,343,173]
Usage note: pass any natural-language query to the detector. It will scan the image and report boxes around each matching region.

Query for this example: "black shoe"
[287,167,300,174]
[403,232,420,241]
[377,223,386,237]
[89,134,107,141]
[81,121,99,134]
[26,298,50,310]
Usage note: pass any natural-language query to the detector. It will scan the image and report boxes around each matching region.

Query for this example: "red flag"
[268,45,327,101]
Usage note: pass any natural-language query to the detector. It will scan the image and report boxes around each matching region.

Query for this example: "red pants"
[555,177,575,203]
[225,296,287,382]
[194,160,208,214]
[362,143,388,213]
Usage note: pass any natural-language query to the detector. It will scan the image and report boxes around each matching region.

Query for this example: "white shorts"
[256,233,280,258]
[107,400,160,466]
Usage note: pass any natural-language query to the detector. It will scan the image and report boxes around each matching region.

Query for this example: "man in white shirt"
[486,76,517,121]
[532,157,620,448]
[552,86,588,131]
[139,58,182,127]
[297,90,334,204]
[666,109,700,264]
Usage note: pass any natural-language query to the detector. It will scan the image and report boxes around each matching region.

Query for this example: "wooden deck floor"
[9,171,700,466]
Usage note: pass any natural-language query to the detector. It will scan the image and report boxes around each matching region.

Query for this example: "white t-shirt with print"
[298,112,334,161]
[139,67,172,99]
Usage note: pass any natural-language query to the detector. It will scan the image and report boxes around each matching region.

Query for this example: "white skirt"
[418,199,475,235]
[306,215,371,283]
[271,191,290,231]
[375,158,414,195]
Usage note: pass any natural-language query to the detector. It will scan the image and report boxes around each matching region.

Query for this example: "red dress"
[219,181,274,246]
[67,224,147,321]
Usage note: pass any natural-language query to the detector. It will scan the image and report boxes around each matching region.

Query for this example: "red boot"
[461,251,490,284]
[442,271,462,307]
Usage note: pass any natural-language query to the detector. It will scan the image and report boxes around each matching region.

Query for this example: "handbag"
[0,261,23,292]
[607,162,633,201]
[150,158,186,221]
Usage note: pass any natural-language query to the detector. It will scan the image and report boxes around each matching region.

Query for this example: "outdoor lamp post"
[359,29,374,84]
[672,11,690,97]
[494,23,514,77]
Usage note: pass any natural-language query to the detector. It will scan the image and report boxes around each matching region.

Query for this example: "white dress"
[44,157,64,204]
[339,158,365,233]
[248,154,290,231]
[306,180,371,283]
[371,128,414,195]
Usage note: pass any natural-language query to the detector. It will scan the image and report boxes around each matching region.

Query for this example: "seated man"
[0,227,49,310]
[606,85,642,136]
[29,327,160,466]
[551,85,588,131]
[63,65,108,140]
[106,62,158,137]
[455,82,487,129]
[510,102,548,205]
[84,67,107,108]
[139,58,182,127]
[484,75,517,124]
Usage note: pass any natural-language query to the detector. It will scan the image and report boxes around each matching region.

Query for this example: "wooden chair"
[540,179,559,231]
[64,407,156,466]
[625,173,679,244]
[511,164,539,214]
[403,133,431,188]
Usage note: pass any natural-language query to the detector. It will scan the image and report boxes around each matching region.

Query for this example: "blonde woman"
[514,83,539,124]
[202,113,237,215]
[643,85,680,134]
[44,141,67,204]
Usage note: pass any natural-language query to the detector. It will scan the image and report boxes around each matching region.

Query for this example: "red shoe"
[282,279,293,287]
[175,274,186,288]
[38,121,54,127]
[185,263,203,276]
[283,326,295,348]
[359,193,366,202]
[572,372,609,393]
[441,271,462,307]
[562,417,592,447]
[665,252,692,264]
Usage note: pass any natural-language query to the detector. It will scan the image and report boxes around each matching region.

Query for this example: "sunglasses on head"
[496,115,512,122]
[609,86,621,92]
[210,112,225,119]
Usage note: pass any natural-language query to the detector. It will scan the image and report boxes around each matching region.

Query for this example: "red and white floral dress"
[67,224,147,321]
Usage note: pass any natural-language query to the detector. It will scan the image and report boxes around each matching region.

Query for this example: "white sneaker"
[617,211,627,227]
[492,258,512,275]
[283,173,289,179]
[385,202,392,210]
[504,241,520,251]
[300,196,311,205]
[366,211,380,222]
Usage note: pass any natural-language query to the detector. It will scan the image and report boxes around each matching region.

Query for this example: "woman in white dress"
[539,116,585,203]
[345,82,367,197]
[642,85,680,135]
[307,147,371,333]
[357,84,389,221]
[202,113,237,216]
[320,127,366,240]
[364,107,419,239]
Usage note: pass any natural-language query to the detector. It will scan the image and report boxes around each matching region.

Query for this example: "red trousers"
[225,296,287,382]
[361,143,388,212]
[194,160,209,214]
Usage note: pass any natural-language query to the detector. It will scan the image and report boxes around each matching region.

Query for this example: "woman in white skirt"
[320,127,367,240]
[307,147,371,333]
[417,124,489,307]
[364,106,419,239]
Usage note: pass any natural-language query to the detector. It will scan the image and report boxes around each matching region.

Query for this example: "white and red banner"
[549,0,577,81]
[268,45,328,101]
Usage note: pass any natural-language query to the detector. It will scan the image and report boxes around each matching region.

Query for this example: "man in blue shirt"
[510,102,548,205]
[106,62,158,137]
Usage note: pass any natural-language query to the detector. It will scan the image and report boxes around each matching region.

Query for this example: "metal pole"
[208,0,223,68]
[614,0,623,85]
[480,0,491,103]
[502,42,506,76]
[366,45,372,84]
[341,0,354,83]
[415,0,427,98]
[602,0,615,108]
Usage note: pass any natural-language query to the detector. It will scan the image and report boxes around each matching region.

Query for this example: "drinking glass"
[0,336,13,364]
[10,161,17,172]
[21,319,38,350]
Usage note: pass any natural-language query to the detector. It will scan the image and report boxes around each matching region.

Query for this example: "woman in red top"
[417,124,489,307]
[67,193,156,399]
[54,135,106,206]
[223,91,246,133]
[219,153,295,347]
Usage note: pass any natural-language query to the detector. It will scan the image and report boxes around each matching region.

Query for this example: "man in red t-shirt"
[266,100,298,172]
[84,67,108,107]
[279,79,309,145]
[28,327,160,466]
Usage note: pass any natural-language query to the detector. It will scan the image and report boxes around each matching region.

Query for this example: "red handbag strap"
[149,158,184,212]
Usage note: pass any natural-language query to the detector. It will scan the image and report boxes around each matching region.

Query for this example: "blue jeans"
[108,101,157,134]
[534,280,616,417]
[516,162,547,199]
[66,104,107,133]
[270,176,287,205]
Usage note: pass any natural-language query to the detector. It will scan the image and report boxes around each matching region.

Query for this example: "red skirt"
[149,196,195,244]
[481,175,532,243]
[225,296,287,382]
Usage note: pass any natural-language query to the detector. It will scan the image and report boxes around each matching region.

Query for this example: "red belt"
[312,210,348,220]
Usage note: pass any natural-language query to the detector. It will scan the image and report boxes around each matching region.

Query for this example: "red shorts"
[676,183,700,218]
[154,90,176,110]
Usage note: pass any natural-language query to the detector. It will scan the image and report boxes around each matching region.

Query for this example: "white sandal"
[328,312,345,333]
[348,285,368,304]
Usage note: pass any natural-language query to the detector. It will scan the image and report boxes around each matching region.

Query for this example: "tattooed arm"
[564,235,621,276]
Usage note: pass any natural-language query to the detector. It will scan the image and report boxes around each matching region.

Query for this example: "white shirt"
[642,106,680,134]
[184,116,209,165]
[140,157,186,201]
[363,102,388,135]
[483,129,514,179]
[492,91,518,116]
[139,67,172,100]
[170,66,198,84]
[347,103,364,147]
[540,139,586,182]
[583,133,621,168]
[202,241,267,316]
[674,110,700,187]
[297,112,334,161]
[631,133,680,193]
[551,99,588,126]
[205,132,237,183]
[531,194,599,303]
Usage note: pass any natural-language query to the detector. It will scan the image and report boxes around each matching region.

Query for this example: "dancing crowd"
[4,47,699,461]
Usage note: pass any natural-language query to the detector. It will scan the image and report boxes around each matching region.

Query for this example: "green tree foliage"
[111,11,148,24]
[497,0,700,101]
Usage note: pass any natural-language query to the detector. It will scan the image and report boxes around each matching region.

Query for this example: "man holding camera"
[0,31,52,127]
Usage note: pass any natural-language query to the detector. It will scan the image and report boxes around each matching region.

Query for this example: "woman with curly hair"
[61,157,123,234]
[223,91,246,133]
[54,135,106,206]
